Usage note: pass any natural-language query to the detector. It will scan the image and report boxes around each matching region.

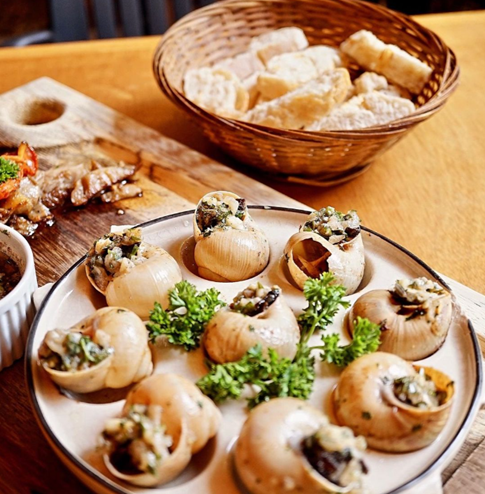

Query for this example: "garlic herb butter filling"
[101,404,172,476]
[393,277,446,305]
[196,193,247,236]
[302,425,368,488]
[302,206,360,245]
[393,368,446,409]
[87,228,145,292]
[39,330,113,372]
[230,282,280,316]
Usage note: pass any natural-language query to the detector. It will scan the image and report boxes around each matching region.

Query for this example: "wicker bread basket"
[153,0,459,185]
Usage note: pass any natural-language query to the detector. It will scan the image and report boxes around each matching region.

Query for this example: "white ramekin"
[0,223,37,371]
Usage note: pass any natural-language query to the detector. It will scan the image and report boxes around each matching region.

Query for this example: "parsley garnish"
[147,280,225,351]
[0,157,20,185]
[317,316,381,367]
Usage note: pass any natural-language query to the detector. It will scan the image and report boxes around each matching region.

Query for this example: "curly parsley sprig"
[146,280,225,351]
[0,157,20,185]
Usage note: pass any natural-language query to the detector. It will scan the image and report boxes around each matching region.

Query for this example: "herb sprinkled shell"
[203,293,299,363]
[333,352,454,453]
[348,288,453,360]
[85,243,182,319]
[104,373,221,487]
[39,307,152,393]
[284,231,365,295]
[193,191,270,282]
[235,398,366,494]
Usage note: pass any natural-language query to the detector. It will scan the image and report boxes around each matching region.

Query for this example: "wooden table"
[0,9,484,494]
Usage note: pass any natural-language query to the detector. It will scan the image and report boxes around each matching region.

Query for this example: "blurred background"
[1,0,484,46]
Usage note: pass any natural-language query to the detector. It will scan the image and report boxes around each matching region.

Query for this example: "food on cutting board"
[348,277,453,360]
[0,142,142,237]
[0,248,22,300]
[85,227,182,319]
[100,373,221,486]
[333,352,454,452]
[284,206,365,295]
[235,398,369,494]
[193,190,270,282]
[38,307,152,393]
[203,282,300,363]
[183,27,432,130]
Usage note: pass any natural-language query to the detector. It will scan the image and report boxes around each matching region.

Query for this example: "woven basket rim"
[153,0,459,139]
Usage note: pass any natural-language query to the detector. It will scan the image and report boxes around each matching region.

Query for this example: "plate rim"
[25,205,484,494]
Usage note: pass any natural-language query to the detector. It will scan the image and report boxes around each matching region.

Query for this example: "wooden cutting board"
[0,77,302,285]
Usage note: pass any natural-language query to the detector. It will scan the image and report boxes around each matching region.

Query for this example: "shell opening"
[292,238,331,278]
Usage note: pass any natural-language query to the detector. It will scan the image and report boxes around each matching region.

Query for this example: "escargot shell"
[333,352,454,452]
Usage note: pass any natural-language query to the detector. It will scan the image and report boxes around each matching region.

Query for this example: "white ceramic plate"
[26,207,483,494]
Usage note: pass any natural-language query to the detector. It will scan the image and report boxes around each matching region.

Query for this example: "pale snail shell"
[39,307,152,393]
[235,398,367,494]
[284,231,365,295]
[333,352,454,453]
[85,237,182,319]
[104,373,221,486]
[203,292,300,363]
[193,191,270,282]
[348,288,453,360]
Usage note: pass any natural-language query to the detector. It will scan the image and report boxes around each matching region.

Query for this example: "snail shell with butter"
[333,352,454,453]
[102,373,221,487]
[284,207,365,295]
[38,307,152,393]
[193,191,270,282]
[348,277,453,360]
[85,227,182,318]
[235,398,368,494]
[204,283,299,363]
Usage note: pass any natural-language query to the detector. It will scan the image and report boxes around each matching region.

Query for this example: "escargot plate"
[26,207,482,494]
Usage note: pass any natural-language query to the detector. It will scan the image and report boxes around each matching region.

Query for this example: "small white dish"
[0,223,37,371]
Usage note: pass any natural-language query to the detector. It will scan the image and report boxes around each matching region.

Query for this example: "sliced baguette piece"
[257,52,318,100]
[184,67,249,118]
[341,30,432,94]
[307,90,415,131]
[250,27,309,65]
[215,51,265,81]
[244,68,352,130]
[302,45,343,74]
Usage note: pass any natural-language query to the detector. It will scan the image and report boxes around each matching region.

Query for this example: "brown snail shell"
[235,398,367,494]
[348,289,453,360]
[333,352,454,452]
[104,373,221,486]
[284,231,364,295]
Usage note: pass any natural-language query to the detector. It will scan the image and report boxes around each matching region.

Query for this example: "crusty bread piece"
[215,51,265,81]
[257,52,318,100]
[341,30,432,94]
[302,45,342,74]
[307,90,415,131]
[184,67,249,118]
[244,68,352,130]
[250,27,309,64]
[242,71,262,109]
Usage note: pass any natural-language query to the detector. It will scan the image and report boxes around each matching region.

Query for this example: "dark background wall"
[0,0,483,40]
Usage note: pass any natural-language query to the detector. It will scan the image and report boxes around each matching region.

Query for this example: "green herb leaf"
[146,280,225,351]
[319,316,381,367]
[297,272,350,346]
[196,344,315,408]
[0,157,20,185]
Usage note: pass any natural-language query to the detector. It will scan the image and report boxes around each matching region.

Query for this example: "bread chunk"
[257,52,318,100]
[341,30,432,94]
[184,67,249,118]
[215,51,265,81]
[307,91,415,131]
[354,72,388,94]
[244,68,351,130]
[302,45,342,74]
[250,27,309,64]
